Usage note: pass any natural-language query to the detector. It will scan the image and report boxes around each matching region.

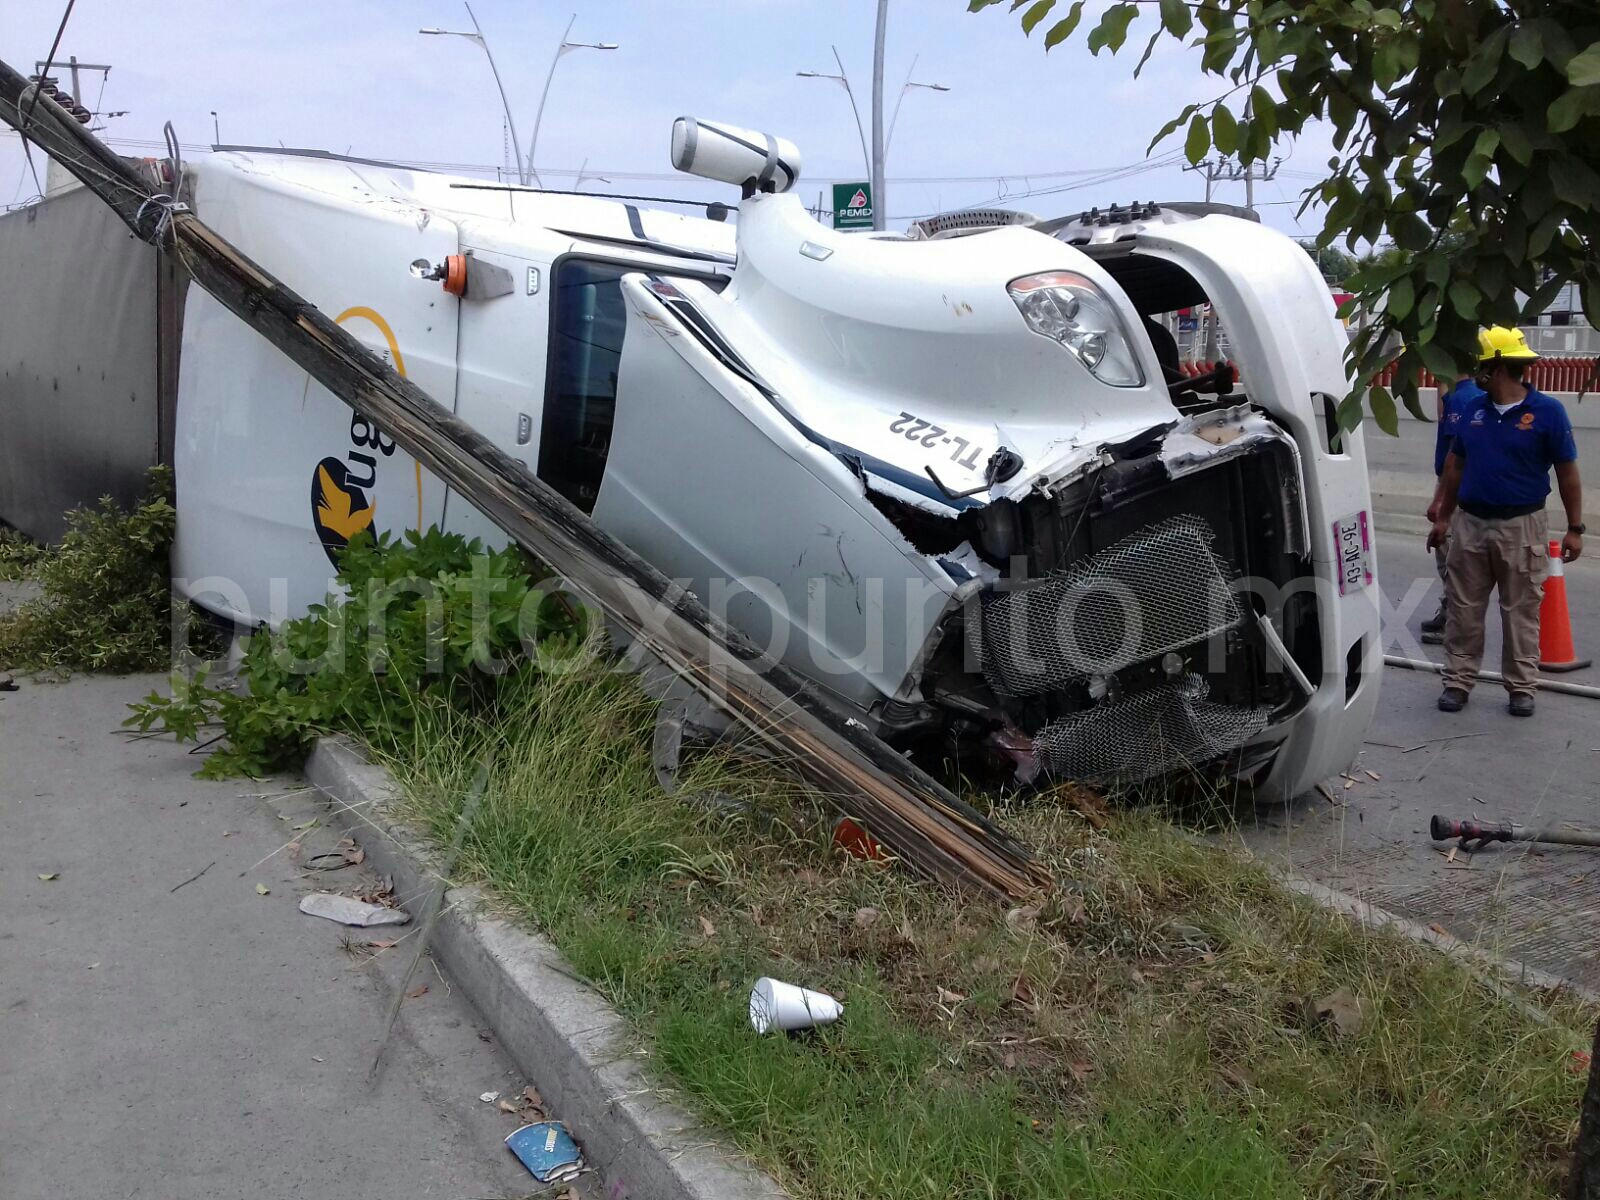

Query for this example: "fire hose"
[1430,814,1600,853]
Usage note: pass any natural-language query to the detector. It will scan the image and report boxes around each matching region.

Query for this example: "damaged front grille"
[970,515,1243,697]
[1032,675,1270,785]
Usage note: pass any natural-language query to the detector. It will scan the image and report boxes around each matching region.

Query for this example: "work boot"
[1420,603,1447,635]
[1437,687,1468,713]
[1421,628,1444,645]
[1509,692,1536,718]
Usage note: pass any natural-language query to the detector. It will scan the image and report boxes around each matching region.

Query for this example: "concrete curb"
[304,738,791,1200]
[1277,871,1600,1011]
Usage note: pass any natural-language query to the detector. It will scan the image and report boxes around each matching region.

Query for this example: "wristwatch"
[1570,524,1587,535]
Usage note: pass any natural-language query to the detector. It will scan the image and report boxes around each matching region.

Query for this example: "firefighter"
[1427,327,1584,716]
[1420,370,1486,644]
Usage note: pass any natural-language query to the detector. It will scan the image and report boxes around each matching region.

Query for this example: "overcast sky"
[1,0,1338,236]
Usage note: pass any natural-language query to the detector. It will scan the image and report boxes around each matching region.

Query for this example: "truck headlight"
[1007,270,1145,388]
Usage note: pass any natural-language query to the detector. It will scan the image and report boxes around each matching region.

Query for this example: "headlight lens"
[1007,270,1145,388]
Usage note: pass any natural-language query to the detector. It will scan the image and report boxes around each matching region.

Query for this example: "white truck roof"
[189,147,737,262]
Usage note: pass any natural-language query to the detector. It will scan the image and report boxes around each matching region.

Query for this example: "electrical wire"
[895,150,1188,219]
[1,130,1201,190]
[1272,177,1309,233]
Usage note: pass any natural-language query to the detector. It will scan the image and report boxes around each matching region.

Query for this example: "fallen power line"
[0,59,1050,902]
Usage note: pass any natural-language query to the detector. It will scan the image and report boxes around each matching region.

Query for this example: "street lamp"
[421,3,528,185]
[526,14,618,187]
[885,55,950,161]
[796,45,872,181]
[574,158,611,190]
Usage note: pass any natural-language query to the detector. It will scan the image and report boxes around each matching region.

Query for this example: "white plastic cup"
[748,977,843,1034]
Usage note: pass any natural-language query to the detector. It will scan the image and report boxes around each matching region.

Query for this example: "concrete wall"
[0,187,162,543]
[1366,386,1600,535]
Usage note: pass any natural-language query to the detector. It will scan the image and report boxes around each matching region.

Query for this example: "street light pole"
[796,46,872,181]
[884,54,950,161]
[870,0,888,231]
[420,3,528,185]
[525,14,618,188]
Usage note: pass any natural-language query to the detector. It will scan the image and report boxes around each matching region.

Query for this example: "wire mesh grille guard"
[1032,675,1271,785]
[971,515,1244,698]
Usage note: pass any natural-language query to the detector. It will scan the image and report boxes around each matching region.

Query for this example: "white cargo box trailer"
[0,126,1381,802]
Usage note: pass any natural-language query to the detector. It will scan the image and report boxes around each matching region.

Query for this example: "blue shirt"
[1450,386,1578,513]
[1434,379,1485,476]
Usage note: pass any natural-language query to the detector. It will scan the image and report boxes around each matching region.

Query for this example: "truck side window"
[538,260,628,512]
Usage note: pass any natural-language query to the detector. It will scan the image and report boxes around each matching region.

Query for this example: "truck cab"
[172,125,1379,804]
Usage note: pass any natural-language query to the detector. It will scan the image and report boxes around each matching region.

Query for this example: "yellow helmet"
[1477,326,1539,364]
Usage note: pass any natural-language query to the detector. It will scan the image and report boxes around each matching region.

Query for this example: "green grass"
[383,663,1592,1200]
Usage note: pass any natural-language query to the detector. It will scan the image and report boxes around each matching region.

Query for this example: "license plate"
[1334,510,1373,595]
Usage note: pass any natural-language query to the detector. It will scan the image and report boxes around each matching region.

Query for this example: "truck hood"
[686,193,1183,510]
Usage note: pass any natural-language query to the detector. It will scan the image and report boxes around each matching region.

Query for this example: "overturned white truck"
[166,120,1379,801]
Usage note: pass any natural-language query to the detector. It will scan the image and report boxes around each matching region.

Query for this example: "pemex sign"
[832,182,873,231]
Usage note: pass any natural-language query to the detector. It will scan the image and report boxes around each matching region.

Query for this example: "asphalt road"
[1233,531,1600,992]
[0,656,599,1200]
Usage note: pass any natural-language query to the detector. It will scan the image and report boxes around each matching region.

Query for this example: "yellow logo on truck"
[308,306,426,564]
[311,458,375,561]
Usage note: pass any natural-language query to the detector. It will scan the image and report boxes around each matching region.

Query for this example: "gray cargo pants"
[1442,509,1548,695]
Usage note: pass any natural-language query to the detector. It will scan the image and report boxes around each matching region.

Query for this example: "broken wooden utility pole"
[0,57,1049,901]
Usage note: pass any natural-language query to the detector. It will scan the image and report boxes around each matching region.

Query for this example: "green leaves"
[1389,211,1432,252]
[1385,275,1415,321]
[1462,128,1499,187]
[1044,1,1085,50]
[0,466,214,676]
[1460,26,1510,96]
[1158,0,1193,37]
[1368,385,1399,436]
[1549,155,1600,207]
[1086,3,1139,55]
[1020,0,1056,35]
[980,0,1600,434]
[1448,278,1482,319]
[1567,43,1600,87]
[1249,86,1278,137]
[1508,23,1544,71]
[1211,104,1239,155]
[1548,85,1600,133]
[1185,112,1211,163]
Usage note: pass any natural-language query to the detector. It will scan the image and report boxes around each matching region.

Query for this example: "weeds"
[0,467,210,674]
[0,527,43,582]
[393,666,1590,1200]
[126,527,582,776]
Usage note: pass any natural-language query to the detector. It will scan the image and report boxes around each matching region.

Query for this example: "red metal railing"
[1368,356,1599,393]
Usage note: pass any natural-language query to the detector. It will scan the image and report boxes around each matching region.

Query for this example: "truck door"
[444,245,553,545]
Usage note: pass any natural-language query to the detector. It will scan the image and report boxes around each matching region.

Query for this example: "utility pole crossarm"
[0,57,1046,902]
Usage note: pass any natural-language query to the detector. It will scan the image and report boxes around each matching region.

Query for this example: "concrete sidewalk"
[0,669,597,1200]
[1235,531,1600,993]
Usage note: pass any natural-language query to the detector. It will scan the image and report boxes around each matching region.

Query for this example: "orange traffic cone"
[1539,539,1591,672]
